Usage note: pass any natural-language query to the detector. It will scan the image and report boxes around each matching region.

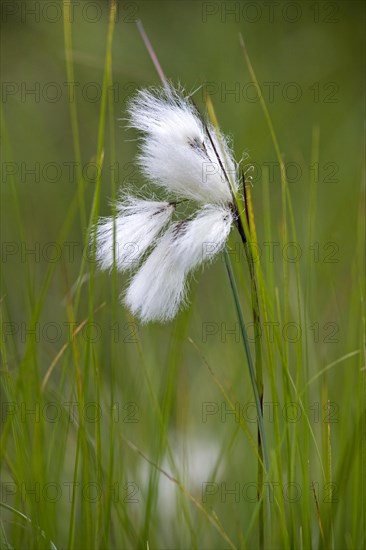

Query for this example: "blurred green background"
[1,1,365,549]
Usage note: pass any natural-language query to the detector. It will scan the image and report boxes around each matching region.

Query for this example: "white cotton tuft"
[94,85,242,323]
[94,196,175,271]
[127,87,238,204]
[124,205,234,323]
[172,204,234,271]
[124,227,187,323]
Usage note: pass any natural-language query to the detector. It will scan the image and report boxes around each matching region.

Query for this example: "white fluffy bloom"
[94,197,175,271]
[94,85,242,323]
[127,87,238,203]
[124,228,187,324]
[124,205,233,323]
[172,205,234,271]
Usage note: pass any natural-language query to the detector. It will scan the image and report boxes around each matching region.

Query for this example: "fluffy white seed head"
[124,227,187,323]
[94,196,174,271]
[93,85,242,323]
[127,87,238,204]
[124,205,233,323]
[172,204,234,271]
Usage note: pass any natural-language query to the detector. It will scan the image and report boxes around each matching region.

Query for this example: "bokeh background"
[1,1,365,549]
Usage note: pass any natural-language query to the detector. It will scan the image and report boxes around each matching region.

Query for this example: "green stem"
[223,247,269,473]
[63,0,86,229]
[245,242,265,550]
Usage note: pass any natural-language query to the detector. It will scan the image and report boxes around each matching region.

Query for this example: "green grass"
[1,1,365,549]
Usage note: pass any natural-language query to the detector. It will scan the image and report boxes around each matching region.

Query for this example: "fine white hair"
[173,204,234,271]
[124,205,233,323]
[127,87,238,203]
[93,85,241,323]
[94,196,175,271]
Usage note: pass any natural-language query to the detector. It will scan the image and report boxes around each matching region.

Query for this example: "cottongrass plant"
[3,6,361,546]
[94,85,242,323]
[93,82,269,546]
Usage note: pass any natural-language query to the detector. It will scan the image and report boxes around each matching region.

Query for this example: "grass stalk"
[243,179,265,550]
[62,0,86,229]
[223,247,269,474]
[206,94,268,548]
